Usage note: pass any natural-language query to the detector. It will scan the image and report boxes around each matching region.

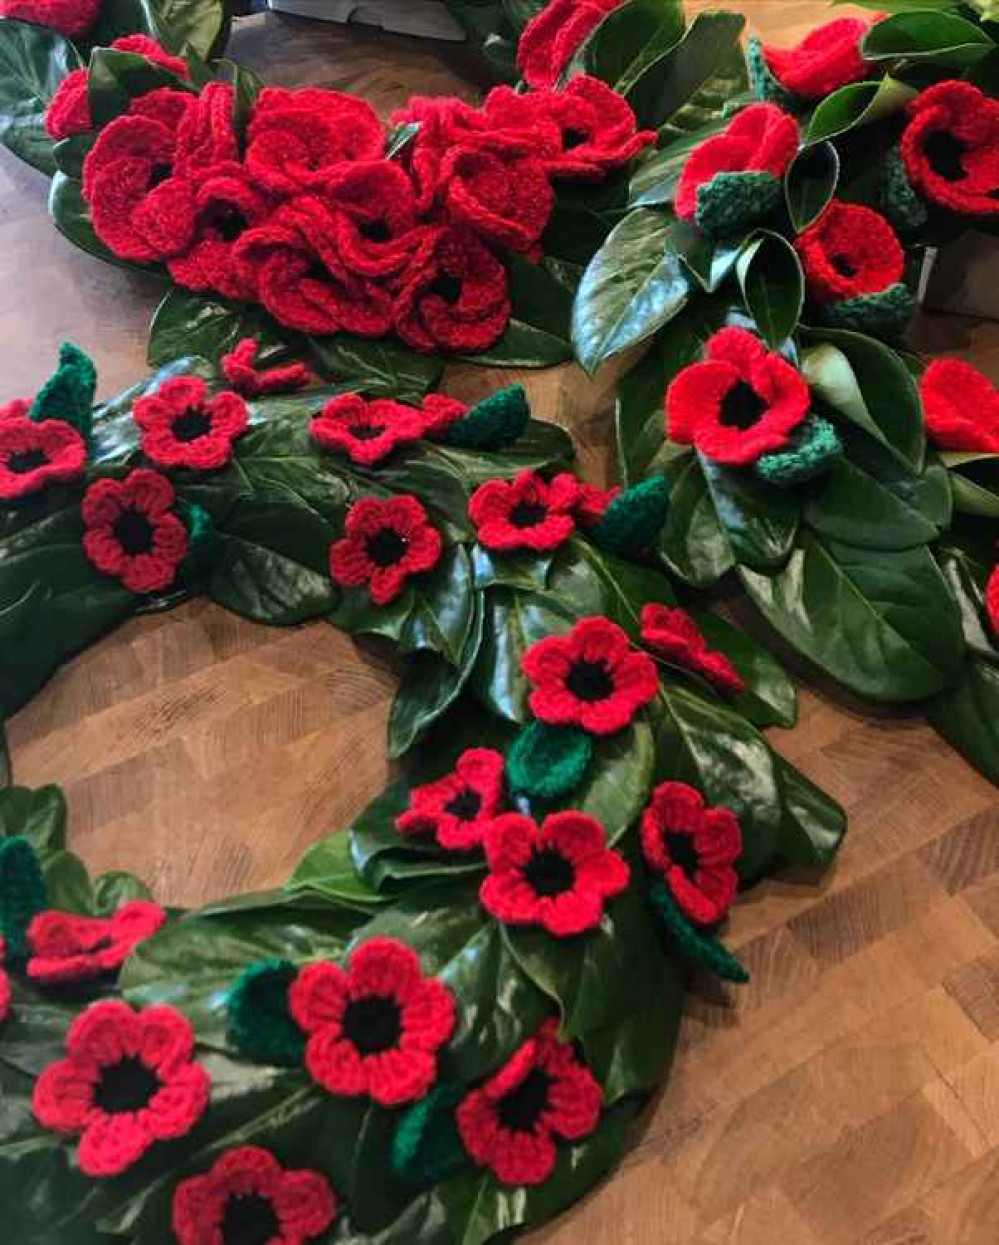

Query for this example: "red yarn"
[573,481,620,528]
[0,965,9,1025]
[517,0,623,91]
[764,15,879,100]
[640,604,746,697]
[987,566,999,637]
[420,393,468,438]
[522,615,659,736]
[310,392,426,466]
[640,781,742,927]
[468,470,580,553]
[133,376,248,471]
[796,200,904,303]
[329,494,442,606]
[456,1018,603,1186]
[902,81,999,218]
[480,810,629,937]
[675,103,799,221]
[221,338,311,399]
[920,359,999,454]
[396,748,506,851]
[26,901,166,985]
[0,415,86,502]
[0,397,30,420]
[0,0,100,37]
[173,82,238,178]
[32,1000,210,1177]
[321,160,423,281]
[665,326,811,466]
[288,937,455,1106]
[81,468,189,594]
[442,147,554,256]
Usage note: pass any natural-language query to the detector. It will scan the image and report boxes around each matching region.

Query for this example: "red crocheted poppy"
[321,160,423,281]
[675,103,799,221]
[26,900,166,985]
[81,468,189,594]
[32,1000,210,1177]
[245,86,385,196]
[988,566,999,636]
[455,1018,603,1186]
[329,494,442,606]
[796,200,904,303]
[133,376,249,471]
[665,327,811,466]
[522,616,659,736]
[0,965,9,1025]
[573,482,620,528]
[420,393,468,438]
[481,810,629,937]
[0,415,86,502]
[396,748,506,851]
[902,81,999,218]
[441,148,554,256]
[0,0,100,36]
[764,15,879,100]
[288,937,455,1106]
[469,470,580,553]
[640,781,742,927]
[172,1146,339,1245]
[221,338,311,399]
[920,359,999,454]
[311,393,426,467]
[517,0,623,90]
[394,226,511,354]
[173,82,238,178]
[640,604,745,697]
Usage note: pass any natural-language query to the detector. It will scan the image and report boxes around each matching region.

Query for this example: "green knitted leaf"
[178,501,214,585]
[226,958,305,1066]
[755,414,842,489]
[29,341,97,444]
[880,145,929,234]
[444,384,531,450]
[391,1083,466,1189]
[821,283,916,339]
[0,835,48,961]
[746,37,796,108]
[592,477,671,559]
[695,170,782,239]
[649,883,749,983]
[507,721,594,802]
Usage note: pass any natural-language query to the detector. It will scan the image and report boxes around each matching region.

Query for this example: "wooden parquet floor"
[7,3,999,1241]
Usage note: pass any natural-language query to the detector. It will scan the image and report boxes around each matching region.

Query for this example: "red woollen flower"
[0,966,9,1025]
[222,338,311,398]
[0,0,100,36]
[420,393,468,437]
[796,201,904,303]
[289,938,456,1106]
[764,15,879,100]
[321,160,423,281]
[920,359,999,454]
[26,901,166,986]
[640,781,742,927]
[81,468,189,594]
[665,327,811,466]
[172,1146,338,1245]
[517,0,623,91]
[133,376,249,471]
[988,566,999,636]
[481,811,629,937]
[902,81,999,218]
[396,748,506,851]
[522,616,659,736]
[468,470,580,553]
[640,604,746,697]
[0,415,86,502]
[573,481,620,528]
[310,392,426,466]
[441,148,554,256]
[456,1018,602,1186]
[32,1000,211,1177]
[675,103,799,221]
[329,495,442,606]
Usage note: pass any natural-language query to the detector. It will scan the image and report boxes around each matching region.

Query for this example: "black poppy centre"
[93,1056,161,1115]
[366,527,409,567]
[497,1067,555,1133]
[565,658,614,703]
[359,218,392,243]
[347,422,386,441]
[342,994,402,1055]
[525,846,576,898]
[830,252,857,278]
[719,380,766,431]
[509,500,549,528]
[444,788,482,821]
[172,405,212,442]
[923,130,968,182]
[221,1192,280,1245]
[207,205,248,243]
[7,448,48,474]
[562,126,590,150]
[429,272,463,305]
[113,507,156,555]
[663,830,701,880]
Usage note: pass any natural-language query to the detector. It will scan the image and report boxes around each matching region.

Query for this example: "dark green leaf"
[574,0,685,95]
[87,48,190,129]
[736,231,804,348]
[471,588,575,722]
[929,656,999,784]
[149,287,289,369]
[0,785,66,855]
[143,0,230,58]
[785,142,840,232]
[627,114,730,207]
[0,20,81,175]
[401,546,477,664]
[311,334,444,403]
[693,610,798,729]
[863,10,993,66]
[699,453,799,571]
[774,755,847,870]
[803,75,916,146]
[803,456,948,550]
[658,453,735,588]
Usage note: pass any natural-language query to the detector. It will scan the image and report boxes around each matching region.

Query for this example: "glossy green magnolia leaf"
[143,0,231,58]
[399,546,477,665]
[693,610,798,729]
[658,453,735,588]
[471,587,575,722]
[929,655,999,784]
[310,334,444,402]
[736,231,804,348]
[149,287,291,370]
[0,19,81,176]
[471,543,552,592]
[0,784,66,855]
[699,453,799,571]
[804,75,917,146]
[669,219,747,293]
[803,455,948,550]
[936,541,998,663]
[773,755,847,870]
[573,0,685,95]
[942,451,999,518]
[463,256,575,368]
[785,143,840,232]
[87,48,190,129]
[574,719,654,841]
[627,113,730,207]
[547,537,678,640]
[862,9,993,66]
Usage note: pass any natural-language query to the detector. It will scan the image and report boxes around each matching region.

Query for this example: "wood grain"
[6,4,999,1241]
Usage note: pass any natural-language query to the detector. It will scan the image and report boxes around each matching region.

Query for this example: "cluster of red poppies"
[0,0,100,37]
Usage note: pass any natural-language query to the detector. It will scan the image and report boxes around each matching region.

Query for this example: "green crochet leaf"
[649,882,749,983]
[755,414,842,489]
[820,283,916,339]
[178,501,215,585]
[0,835,48,961]
[391,1083,467,1189]
[746,37,797,108]
[226,958,305,1066]
[507,720,594,802]
[592,477,671,559]
[443,383,530,450]
[695,170,782,239]
[29,341,97,444]
[880,145,929,235]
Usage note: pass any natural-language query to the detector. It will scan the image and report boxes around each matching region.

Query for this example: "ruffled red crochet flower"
[172,1146,339,1245]
[310,393,426,466]
[289,937,455,1106]
[321,160,424,281]
[675,103,799,221]
[420,392,468,438]
[920,359,999,454]
[442,147,554,256]
[522,616,659,736]
[988,566,999,637]
[0,965,9,1025]
[396,748,506,851]
[221,338,311,399]
[573,482,620,528]
[0,0,100,37]
[469,470,579,553]
[640,604,745,697]
[33,1000,211,1177]
[81,468,189,594]
[133,376,248,471]
[517,0,623,91]
[764,15,879,100]
[456,1018,602,1186]
[329,494,442,606]
[0,414,86,502]
[796,200,904,303]
[481,810,629,936]
[902,81,999,218]
[640,781,742,927]
[173,81,238,178]
[26,901,166,985]
[666,327,811,466]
